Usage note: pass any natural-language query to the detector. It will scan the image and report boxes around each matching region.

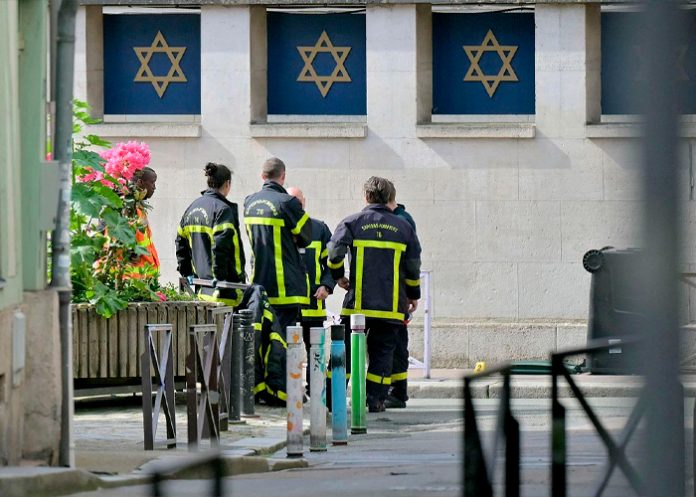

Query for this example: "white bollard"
[309,327,327,452]
[286,324,304,457]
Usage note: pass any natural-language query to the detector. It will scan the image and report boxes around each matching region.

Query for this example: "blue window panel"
[602,12,696,115]
[267,13,366,115]
[103,14,200,115]
[433,12,535,115]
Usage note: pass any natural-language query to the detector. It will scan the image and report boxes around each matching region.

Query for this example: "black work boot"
[384,395,406,409]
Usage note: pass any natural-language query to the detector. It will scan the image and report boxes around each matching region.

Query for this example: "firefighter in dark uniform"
[328,176,422,412]
[244,158,313,332]
[287,186,336,392]
[385,187,417,409]
[175,163,246,305]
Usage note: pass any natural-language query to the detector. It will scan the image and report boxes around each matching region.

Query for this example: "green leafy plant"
[70,100,190,317]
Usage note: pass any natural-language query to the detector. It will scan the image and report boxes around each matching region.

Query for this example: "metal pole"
[286,324,304,457]
[309,327,327,452]
[240,309,256,417]
[230,313,244,424]
[639,1,686,495]
[422,271,432,379]
[350,314,366,434]
[330,324,348,445]
[51,0,79,468]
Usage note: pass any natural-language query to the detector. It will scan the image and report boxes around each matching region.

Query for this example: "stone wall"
[74,4,696,363]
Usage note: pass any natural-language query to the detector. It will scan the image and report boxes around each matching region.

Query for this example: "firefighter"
[287,186,335,392]
[243,158,312,333]
[385,185,417,409]
[127,167,160,279]
[327,176,422,412]
[175,163,246,306]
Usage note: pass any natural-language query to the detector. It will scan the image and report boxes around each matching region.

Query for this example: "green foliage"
[69,100,192,318]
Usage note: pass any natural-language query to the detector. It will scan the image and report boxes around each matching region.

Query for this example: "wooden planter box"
[72,301,219,390]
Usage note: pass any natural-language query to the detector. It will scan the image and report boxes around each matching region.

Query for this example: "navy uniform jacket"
[327,204,422,324]
[300,218,335,320]
[243,181,312,307]
[175,189,246,305]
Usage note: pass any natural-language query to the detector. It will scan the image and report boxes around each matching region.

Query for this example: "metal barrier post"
[286,324,304,457]
[350,314,367,434]
[330,324,348,445]
[309,327,327,452]
[230,313,244,424]
[186,324,220,449]
[463,377,492,497]
[551,354,566,497]
[141,324,176,450]
[422,270,432,379]
[210,307,234,432]
[240,309,256,417]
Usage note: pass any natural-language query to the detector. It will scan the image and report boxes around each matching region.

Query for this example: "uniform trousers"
[389,324,409,402]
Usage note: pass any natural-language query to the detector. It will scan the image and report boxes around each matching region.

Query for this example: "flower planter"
[72,301,219,390]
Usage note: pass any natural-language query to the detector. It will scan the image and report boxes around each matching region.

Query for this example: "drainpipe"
[50,0,78,468]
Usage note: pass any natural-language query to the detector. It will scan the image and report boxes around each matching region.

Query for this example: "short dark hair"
[363,176,394,205]
[262,157,286,180]
[204,162,232,189]
[134,166,156,181]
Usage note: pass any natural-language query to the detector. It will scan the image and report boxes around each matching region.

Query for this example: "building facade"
[75,0,696,366]
[0,0,64,465]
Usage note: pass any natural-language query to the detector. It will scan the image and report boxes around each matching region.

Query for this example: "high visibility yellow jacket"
[175,189,246,306]
[327,204,422,323]
[243,181,312,307]
[300,218,335,320]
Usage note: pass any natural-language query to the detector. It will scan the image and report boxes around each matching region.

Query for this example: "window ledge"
[86,123,202,138]
[416,122,535,139]
[250,122,367,139]
[587,123,696,139]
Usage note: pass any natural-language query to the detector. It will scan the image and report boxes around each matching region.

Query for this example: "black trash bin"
[583,247,643,374]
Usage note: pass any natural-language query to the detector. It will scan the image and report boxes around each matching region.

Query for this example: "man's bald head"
[286,186,306,209]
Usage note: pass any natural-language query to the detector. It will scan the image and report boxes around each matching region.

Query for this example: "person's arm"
[285,197,312,248]
[327,218,353,282]
[404,227,422,312]
[316,222,336,298]
[211,208,237,282]
[175,221,194,277]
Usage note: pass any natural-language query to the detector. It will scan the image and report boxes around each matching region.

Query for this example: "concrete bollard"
[309,327,327,452]
[240,310,256,417]
[286,324,304,457]
[229,313,244,424]
[350,314,367,434]
[330,324,348,445]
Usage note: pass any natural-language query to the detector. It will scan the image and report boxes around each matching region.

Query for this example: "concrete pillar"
[74,6,103,117]
[535,4,601,138]
[415,5,432,125]
[366,4,419,138]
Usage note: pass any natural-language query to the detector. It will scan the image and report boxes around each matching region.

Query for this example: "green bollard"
[350,314,367,434]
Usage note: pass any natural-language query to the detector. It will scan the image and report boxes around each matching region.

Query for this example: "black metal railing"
[150,452,225,497]
[551,338,645,497]
[464,364,520,497]
[141,324,176,450]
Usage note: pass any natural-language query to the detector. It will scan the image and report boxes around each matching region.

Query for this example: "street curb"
[0,468,101,497]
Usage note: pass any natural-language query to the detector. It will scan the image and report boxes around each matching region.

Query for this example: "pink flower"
[99,141,151,183]
[156,291,167,302]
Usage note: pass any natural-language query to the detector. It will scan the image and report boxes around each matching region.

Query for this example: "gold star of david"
[133,31,187,98]
[297,31,351,98]
[463,30,519,98]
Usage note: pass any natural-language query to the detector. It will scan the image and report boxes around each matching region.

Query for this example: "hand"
[186,275,194,285]
[314,286,330,300]
[211,278,218,287]
[407,299,418,314]
[337,277,350,291]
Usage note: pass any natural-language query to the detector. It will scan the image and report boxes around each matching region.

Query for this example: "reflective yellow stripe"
[321,248,329,259]
[213,222,242,275]
[391,372,408,382]
[269,387,287,401]
[302,308,327,318]
[327,258,344,270]
[274,225,285,298]
[405,278,420,287]
[366,372,391,385]
[244,217,285,227]
[177,225,185,237]
[392,249,401,314]
[269,332,288,349]
[268,295,310,305]
[308,240,322,285]
[197,291,242,307]
[181,224,214,238]
[341,308,405,321]
[263,309,274,322]
[353,239,406,252]
[253,382,266,394]
[253,323,262,331]
[355,246,364,310]
[291,212,310,235]
[137,237,152,247]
